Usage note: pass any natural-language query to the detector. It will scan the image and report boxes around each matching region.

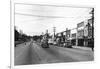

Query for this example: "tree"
[15,27,20,41]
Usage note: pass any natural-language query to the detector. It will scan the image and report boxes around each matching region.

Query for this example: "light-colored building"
[77,21,85,46]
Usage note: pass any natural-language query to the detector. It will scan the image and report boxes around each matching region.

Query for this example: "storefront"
[71,39,76,46]
[78,38,84,46]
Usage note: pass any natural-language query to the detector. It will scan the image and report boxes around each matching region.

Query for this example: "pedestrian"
[25,42,26,45]
[91,45,94,51]
[57,38,60,46]
[91,43,94,51]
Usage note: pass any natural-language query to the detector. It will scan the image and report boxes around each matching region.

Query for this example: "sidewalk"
[72,46,92,51]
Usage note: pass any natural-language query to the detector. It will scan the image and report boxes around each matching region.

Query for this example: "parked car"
[64,40,72,48]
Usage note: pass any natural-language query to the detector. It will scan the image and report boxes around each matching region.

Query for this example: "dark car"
[41,39,49,48]
[64,40,72,48]
[66,43,72,48]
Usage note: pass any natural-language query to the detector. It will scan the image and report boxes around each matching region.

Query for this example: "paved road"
[14,41,94,65]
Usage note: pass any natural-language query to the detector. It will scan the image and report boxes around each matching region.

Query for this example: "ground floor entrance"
[78,39,84,46]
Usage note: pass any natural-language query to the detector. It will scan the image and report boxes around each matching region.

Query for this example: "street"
[14,41,94,65]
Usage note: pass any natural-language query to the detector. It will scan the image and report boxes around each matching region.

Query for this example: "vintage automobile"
[64,40,72,48]
[41,38,49,48]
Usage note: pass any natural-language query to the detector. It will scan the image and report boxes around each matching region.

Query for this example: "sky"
[15,3,92,36]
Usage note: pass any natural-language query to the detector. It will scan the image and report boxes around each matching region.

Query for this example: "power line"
[15,3,93,9]
[15,13,91,19]
[15,13,66,18]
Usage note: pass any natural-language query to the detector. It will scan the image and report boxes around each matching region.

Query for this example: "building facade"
[77,21,84,46]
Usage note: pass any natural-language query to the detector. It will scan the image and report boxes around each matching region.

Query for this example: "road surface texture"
[14,41,94,66]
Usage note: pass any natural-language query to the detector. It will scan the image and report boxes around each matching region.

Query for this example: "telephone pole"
[91,8,94,39]
[89,8,94,39]
[53,27,56,37]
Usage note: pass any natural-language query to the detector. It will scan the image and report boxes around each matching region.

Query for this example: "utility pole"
[88,8,94,50]
[53,27,56,37]
[46,29,48,38]
[91,8,94,48]
[66,28,68,37]
[46,29,48,34]
[76,27,78,46]
[91,8,94,39]
[89,8,94,39]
